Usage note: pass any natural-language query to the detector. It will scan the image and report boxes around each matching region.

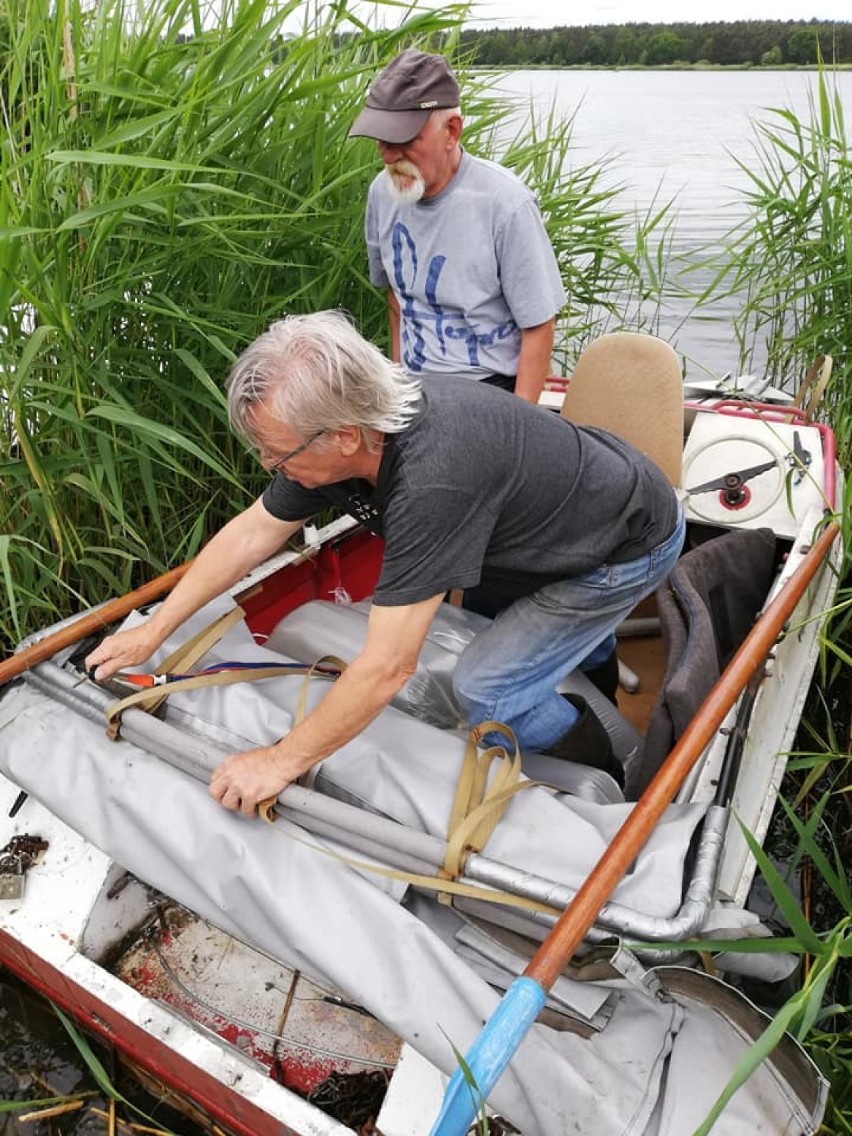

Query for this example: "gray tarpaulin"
[0,596,826,1134]
[267,598,645,770]
[140,597,704,920]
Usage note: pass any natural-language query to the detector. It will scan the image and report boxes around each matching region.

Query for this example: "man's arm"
[209,591,447,814]
[86,498,306,680]
[387,289,401,363]
[514,318,556,404]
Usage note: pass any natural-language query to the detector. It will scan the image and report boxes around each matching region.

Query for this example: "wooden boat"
[0,376,843,1136]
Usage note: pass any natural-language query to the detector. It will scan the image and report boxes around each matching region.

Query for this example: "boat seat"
[625,526,778,799]
[560,331,684,487]
[560,331,686,695]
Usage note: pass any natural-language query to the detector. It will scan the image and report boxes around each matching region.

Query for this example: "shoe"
[544,694,625,790]
[580,648,619,705]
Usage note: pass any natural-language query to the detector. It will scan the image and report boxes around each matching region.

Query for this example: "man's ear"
[334,424,363,455]
[446,113,463,145]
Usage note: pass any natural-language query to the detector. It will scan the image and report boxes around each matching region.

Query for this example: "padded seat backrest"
[561,331,684,486]
[626,527,778,799]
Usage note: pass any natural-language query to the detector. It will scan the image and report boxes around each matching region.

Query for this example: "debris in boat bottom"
[306,1068,389,1130]
[8,789,28,818]
[16,1098,85,1122]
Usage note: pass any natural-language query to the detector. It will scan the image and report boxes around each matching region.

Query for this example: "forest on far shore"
[455,19,852,67]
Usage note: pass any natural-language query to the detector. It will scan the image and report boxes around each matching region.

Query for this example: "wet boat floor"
[617,636,666,733]
[111,905,400,1102]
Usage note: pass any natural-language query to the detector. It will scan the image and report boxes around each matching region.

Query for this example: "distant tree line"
[455,20,852,67]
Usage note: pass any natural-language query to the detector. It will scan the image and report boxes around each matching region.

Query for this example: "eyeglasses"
[268,430,325,471]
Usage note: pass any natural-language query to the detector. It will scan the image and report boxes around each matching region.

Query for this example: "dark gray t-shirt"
[262,378,679,606]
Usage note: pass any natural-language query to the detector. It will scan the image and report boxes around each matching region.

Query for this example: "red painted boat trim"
[241,528,383,639]
[0,929,304,1136]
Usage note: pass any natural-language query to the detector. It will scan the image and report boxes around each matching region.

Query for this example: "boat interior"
[0,337,841,1134]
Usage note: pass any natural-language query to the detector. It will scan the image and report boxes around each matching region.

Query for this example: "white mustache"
[384,161,426,204]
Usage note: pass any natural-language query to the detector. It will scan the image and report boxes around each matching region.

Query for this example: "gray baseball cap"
[349,49,460,145]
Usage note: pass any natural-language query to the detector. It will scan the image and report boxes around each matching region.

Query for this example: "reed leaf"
[689,967,835,1136]
[53,1004,129,1102]
[776,793,851,911]
[737,819,824,956]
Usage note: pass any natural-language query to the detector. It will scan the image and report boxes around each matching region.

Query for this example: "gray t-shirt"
[366,151,566,379]
[262,379,680,606]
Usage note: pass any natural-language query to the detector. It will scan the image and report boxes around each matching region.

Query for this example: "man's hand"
[209,745,300,818]
[85,623,162,682]
[208,593,447,819]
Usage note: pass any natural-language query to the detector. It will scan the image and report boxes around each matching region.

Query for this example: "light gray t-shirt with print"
[365,151,566,379]
[262,379,680,607]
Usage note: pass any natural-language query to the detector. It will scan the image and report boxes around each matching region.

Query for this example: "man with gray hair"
[87,310,684,812]
[349,49,566,403]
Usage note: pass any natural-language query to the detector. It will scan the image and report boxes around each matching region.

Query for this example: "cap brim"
[348,105,431,144]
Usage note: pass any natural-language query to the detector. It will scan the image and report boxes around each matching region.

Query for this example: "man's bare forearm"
[515,318,556,403]
[147,501,303,639]
[87,499,305,679]
[272,651,414,777]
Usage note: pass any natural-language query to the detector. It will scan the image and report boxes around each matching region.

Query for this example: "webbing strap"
[257,654,349,822]
[442,721,538,885]
[272,815,563,919]
[104,605,246,736]
[158,605,247,675]
[105,650,345,735]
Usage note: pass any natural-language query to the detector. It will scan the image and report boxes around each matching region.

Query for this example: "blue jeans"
[452,508,686,752]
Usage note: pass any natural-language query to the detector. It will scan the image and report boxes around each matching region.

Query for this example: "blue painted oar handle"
[430,976,547,1136]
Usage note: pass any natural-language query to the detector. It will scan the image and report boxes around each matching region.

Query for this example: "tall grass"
[727,67,851,423]
[0,0,671,648]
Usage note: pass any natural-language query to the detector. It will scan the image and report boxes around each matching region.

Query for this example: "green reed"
[0,0,669,647]
[723,64,851,717]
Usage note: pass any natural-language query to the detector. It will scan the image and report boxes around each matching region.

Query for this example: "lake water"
[492,69,852,376]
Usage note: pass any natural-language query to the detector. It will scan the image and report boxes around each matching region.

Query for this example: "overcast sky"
[443,0,851,29]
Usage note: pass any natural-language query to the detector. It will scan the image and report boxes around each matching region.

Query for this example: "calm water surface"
[494,69,852,374]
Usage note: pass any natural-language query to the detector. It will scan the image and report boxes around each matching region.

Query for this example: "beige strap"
[105,605,246,737]
[257,655,348,822]
[265,717,561,918]
[442,721,537,887]
[273,815,563,918]
[105,651,344,736]
[158,605,246,673]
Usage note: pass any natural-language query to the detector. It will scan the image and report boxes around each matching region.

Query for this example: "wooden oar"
[0,562,193,689]
[430,518,841,1135]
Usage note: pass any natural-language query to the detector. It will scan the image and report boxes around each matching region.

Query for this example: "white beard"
[383,160,426,204]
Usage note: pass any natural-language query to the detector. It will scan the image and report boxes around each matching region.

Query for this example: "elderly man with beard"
[349,49,566,405]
